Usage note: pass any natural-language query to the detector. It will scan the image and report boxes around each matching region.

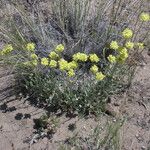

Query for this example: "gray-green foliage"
[16,62,133,115]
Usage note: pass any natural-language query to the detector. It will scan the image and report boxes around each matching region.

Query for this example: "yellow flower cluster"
[73,52,88,62]
[68,69,75,77]
[90,65,99,74]
[58,59,77,77]
[0,44,13,55]
[26,43,35,52]
[110,41,119,50]
[58,59,69,71]
[55,44,65,53]
[30,54,38,66]
[136,43,144,49]
[49,51,59,60]
[107,55,116,63]
[96,72,106,81]
[140,12,150,22]
[89,54,100,63]
[117,47,128,63]
[122,28,133,39]
[31,54,38,60]
[41,58,49,66]
[125,41,134,49]
[2,42,106,80]
[68,61,78,69]
[49,60,57,68]
[58,59,78,70]
[90,65,106,81]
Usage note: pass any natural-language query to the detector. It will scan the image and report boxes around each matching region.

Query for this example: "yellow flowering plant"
[90,65,99,74]
[136,43,144,49]
[26,43,35,52]
[73,52,88,62]
[49,60,57,68]
[67,69,75,77]
[107,55,116,63]
[122,28,133,39]
[95,72,106,81]
[139,12,150,22]
[41,57,49,66]
[49,51,59,60]
[125,41,134,49]
[55,44,65,53]
[0,44,13,55]
[117,48,129,64]
[89,54,100,63]
[31,53,38,60]
[58,59,69,71]
[110,41,119,50]
[68,61,78,69]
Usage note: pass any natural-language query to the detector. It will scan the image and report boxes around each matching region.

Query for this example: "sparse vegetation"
[0,0,149,149]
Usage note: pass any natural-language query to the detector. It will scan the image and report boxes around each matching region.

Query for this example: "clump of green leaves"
[16,60,133,115]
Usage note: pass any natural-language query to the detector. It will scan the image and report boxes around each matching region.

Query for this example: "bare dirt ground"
[0,51,150,150]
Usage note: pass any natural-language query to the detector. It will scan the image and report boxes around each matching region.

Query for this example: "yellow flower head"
[122,28,133,39]
[89,54,100,63]
[110,41,119,50]
[68,61,78,69]
[125,41,134,49]
[49,51,59,60]
[96,72,106,81]
[41,57,49,66]
[26,43,35,52]
[68,69,75,77]
[49,60,57,68]
[55,44,65,52]
[136,43,144,49]
[73,52,88,62]
[4,44,13,52]
[58,59,69,71]
[140,12,150,22]
[1,44,13,55]
[107,55,116,63]
[90,65,99,74]
[119,48,128,59]
[117,47,128,63]
[31,53,38,60]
